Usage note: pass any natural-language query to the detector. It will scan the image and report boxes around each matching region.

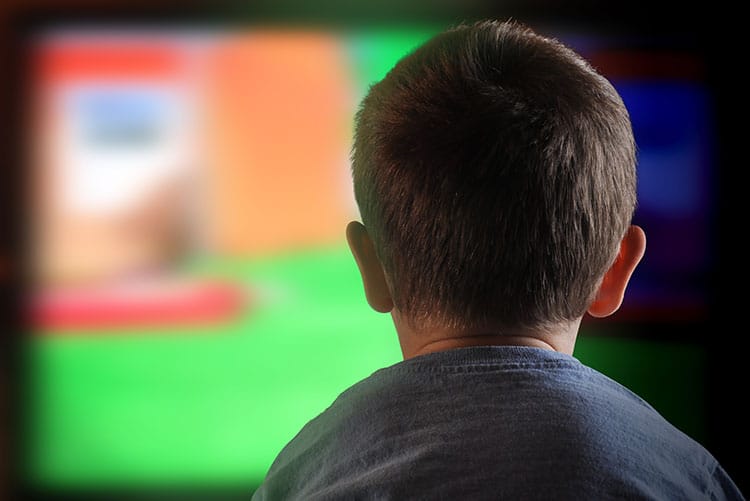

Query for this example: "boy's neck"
[392,312,580,359]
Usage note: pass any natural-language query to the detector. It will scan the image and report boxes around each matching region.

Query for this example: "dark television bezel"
[1,0,744,498]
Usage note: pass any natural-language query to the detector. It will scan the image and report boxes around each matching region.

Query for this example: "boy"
[253,20,744,499]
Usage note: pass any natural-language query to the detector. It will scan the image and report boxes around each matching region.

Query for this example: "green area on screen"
[27,243,706,487]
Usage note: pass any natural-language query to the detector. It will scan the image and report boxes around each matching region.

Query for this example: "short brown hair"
[351,20,636,331]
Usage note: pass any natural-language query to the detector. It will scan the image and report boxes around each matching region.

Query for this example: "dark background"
[1,0,744,498]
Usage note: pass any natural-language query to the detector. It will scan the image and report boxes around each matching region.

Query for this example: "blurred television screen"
[23,23,716,490]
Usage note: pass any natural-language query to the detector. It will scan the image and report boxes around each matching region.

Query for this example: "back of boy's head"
[351,20,636,332]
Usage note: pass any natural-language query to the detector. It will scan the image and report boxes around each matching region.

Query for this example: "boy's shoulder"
[254,346,742,500]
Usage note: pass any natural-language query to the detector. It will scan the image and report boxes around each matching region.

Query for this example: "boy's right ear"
[346,221,394,313]
[587,225,646,319]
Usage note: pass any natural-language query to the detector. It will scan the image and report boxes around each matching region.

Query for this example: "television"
[18,19,719,494]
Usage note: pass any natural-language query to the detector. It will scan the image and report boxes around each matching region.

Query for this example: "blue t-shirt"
[253,346,744,500]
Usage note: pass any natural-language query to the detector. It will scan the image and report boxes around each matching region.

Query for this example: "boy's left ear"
[587,225,646,318]
[346,221,394,313]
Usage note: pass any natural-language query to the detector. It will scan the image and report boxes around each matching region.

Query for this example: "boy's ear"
[346,221,394,313]
[587,225,647,318]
